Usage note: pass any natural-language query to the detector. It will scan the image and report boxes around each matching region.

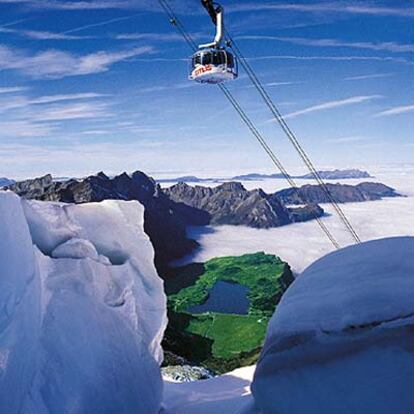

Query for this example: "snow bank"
[252,237,414,414]
[0,191,167,414]
[162,365,256,414]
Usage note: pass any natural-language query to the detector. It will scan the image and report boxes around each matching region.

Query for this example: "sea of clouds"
[176,166,414,273]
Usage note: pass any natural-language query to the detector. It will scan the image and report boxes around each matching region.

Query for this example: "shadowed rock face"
[165,182,295,228]
[5,172,209,276]
[275,182,401,205]
[165,182,326,228]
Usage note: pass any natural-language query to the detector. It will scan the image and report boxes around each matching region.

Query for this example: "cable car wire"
[218,83,341,249]
[224,31,361,244]
[157,0,341,249]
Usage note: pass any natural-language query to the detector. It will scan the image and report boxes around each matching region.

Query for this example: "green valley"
[163,252,293,373]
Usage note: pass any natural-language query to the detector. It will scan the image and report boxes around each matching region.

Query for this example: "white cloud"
[140,82,197,93]
[30,102,113,121]
[242,36,414,54]
[0,27,93,40]
[0,86,27,94]
[0,92,107,113]
[115,33,185,41]
[0,44,153,79]
[81,130,110,135]
[10,0,135,10]
[0,0,158,11]
[244,54,414,66]
[62,13,144,35]
[245,81,302,89]
[29,92,107,105]
[325,136,372,144]
[227,3,414,18]
[375,104,414,117]
[344,73,392,81]
[0,120,56,137]
[282,95,381,120]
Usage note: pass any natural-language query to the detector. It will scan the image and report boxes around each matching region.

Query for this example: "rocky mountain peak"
[217,182,246,192]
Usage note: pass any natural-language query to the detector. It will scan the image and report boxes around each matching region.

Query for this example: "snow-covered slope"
[252,237,414,414]
[0,191,167,414]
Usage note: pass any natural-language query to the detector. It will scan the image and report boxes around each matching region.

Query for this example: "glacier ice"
[0,191,167,414]
[252,237,414,414]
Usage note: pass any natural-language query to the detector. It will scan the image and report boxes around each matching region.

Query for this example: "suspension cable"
[157,0,340,249]
[225,31,361,244]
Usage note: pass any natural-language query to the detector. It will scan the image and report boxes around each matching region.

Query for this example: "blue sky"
[0,0,413,179]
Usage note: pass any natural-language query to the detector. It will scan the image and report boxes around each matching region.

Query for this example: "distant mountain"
[5,172,209,276]
[276,182,401,205]
[156,169,372,183]
[157,176,216,184]
[298,169,372,180]
[0,177,15,187]
[164,182,323,228]
[232,169,372,181]
[7,172,398,271]
[231,173,287,181]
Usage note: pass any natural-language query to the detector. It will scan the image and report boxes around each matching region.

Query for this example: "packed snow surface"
[0,191,167,414]
[162,366,256,414]
[252,237,414,414]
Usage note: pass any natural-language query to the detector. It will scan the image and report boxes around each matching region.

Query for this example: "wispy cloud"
[114,32,186,41]
[0,44,153,79]
[227,3,414,18]
[282,95,381,119]
[0,0,158,11]
[20,0,135,10]
[375,104,414,117]
[241,36,414,54]
[30,102,113,121]
[0,92,107,113]
[29,92,107,105]
[81,129,110,135]
[0,120,56,137]
[62,13,143,35]
[344,73,392,81]
[325,135,373,144]
[0,86,27,94]
[140,82,198,94]
[0,18,32,28]
[244,80,302,90]
[0,90,113,138]
[245,54,414,66]
[0,26,94,40]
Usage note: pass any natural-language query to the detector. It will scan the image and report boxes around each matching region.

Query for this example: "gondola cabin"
[189,48,238,84]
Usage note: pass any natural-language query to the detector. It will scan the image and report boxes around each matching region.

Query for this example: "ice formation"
[252,237,414,414]
[0,191,167,414]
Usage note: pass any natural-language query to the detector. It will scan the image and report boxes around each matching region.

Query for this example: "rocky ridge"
[164,181,323,228]
[276,182,401,205]
[5,172,209,275]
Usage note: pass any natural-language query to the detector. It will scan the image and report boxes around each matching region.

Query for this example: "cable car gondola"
[189,1,238,84]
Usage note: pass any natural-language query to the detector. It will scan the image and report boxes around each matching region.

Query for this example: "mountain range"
[276,182,400,205]
[164,182,323,228]
[4,171,400,275]
[156,169,373,183]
